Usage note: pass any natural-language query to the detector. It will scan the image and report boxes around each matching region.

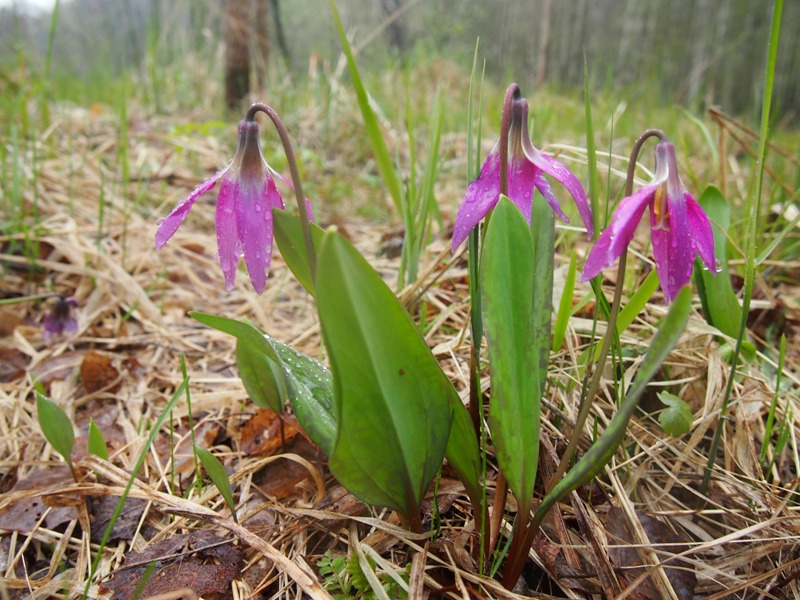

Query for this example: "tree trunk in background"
[535,0,552,86]
[271,0,291,66]
[225,0,250,110]
[255,0,269,90]
[380,0,407,52]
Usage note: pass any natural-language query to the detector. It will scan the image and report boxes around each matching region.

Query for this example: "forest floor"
[1,94,799,600]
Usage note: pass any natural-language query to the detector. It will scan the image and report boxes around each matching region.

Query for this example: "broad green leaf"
[657,391,693,436]
[236,339,283,412]
[481,197,546,515]
[444,390,483,510]
[273,210,326,297]
[328,0,403,215]
[533,286,692,526]
[36,393,75,469]
[88,419,109,460]
[268,337,337,456]
[191,312,288,412]
[195,445,238,523]
[191,312,336,455]
[316,231,452,521]
[694,185,741,339]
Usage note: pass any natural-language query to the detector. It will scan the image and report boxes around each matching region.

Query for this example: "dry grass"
[1,94,799,600]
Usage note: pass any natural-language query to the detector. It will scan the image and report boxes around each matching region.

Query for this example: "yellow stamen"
[652,186,670,231]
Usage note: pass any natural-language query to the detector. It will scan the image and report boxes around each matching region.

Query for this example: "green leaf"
[36,393,75,469]
[273,210,326,297]
[88,418,109,460]
[328,0,403,215]
[236,339,283,412]
[657,392,693,436]
[481,197,549,515]
[195,445,238,523]
[534,286,692,525]
[694,185,741,339]
[553,253,577,352]
[316,231,452,521]
[191,312,336,455]
[268,336,337,456]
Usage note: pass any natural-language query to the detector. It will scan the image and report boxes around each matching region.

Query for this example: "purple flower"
[452,92,593,250]
[156,118,310,294]
[581,141,716,303]
[43,296,78,341]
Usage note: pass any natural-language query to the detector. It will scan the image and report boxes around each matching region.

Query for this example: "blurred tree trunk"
[255,0,269,90]
[271,0,291,67]
[379,0,407,52]
[225,0,250,110]
[535,0,552,86]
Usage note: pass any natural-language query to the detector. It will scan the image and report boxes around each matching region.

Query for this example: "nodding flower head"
[43,296,78,341]
[452,85,593,251]
[156,111,312,294]
[581,140,717,303]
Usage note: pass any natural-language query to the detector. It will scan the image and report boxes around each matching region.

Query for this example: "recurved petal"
[532,170,569,223]
[526,147,594,238]
[271,169,313,220]
[651,193,694,304]
[452,148,501,250]
[236,173,280,295]
[156,170,224,248]
[580,184,654,282]
[216,176,241,291]
[685,193,716,272]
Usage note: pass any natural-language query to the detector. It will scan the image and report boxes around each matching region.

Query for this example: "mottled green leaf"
[657,391,693,436]
[316,231,452,521]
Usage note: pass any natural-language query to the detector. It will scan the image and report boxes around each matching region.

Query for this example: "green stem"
[547,128,666,490]
[700,0,782,497]
[246,102,317,282]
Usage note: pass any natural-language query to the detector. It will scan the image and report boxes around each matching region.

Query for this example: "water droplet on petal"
[156,218,166,227]
[715,258,722,271]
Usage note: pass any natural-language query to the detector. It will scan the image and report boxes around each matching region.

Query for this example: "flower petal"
[216,176,241,291]
[271,168,313,220]
[685,193,716,272]
[236,172,280,295]
[156,170,224,249]
[452,148,501,250]
[507,155,538,223]
[532,170,569,223]
[526,147,594,238]
[651,192,694,303]
[580,184,655,282]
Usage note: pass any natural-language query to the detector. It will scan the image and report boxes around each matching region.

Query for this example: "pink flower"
[452,91,593,250]
[581,141,716,303]
[156,118,310,294]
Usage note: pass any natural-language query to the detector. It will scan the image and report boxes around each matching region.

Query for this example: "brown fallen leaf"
[102,530,243,600]
[89,495,149,544]
[0,467,77,533]
[80,351,121,393]
[606,506,697,600]
[240,409,299,455]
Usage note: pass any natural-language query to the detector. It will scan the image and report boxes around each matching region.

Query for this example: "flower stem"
[546,128,666,491]
[246,102,317,281]
[498,83,520,198]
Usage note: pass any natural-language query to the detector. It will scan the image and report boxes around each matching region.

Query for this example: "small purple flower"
[156,118,310,294]
[452,90,593,250]
[43,296,78,341]
[581,140,717,303]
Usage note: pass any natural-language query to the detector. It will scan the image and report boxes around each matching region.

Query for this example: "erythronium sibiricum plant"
[155,104,314,294]
[581,134,717,302]
[452,83,594,250]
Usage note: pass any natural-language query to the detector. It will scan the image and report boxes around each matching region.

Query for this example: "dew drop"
[156,217,166,227]
[255,205,263,212]
[715,258,722,271]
